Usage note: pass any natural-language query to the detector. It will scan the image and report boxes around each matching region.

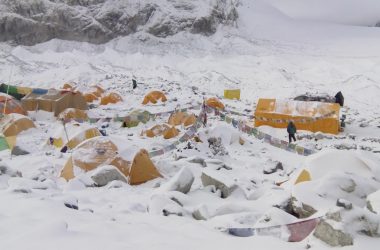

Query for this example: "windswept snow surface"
[1,0,380,249]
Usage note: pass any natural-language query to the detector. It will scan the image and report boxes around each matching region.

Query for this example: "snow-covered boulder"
[90,165,128,187]
[201,169,237,198]
[314,207,380,246]
[0,164,22,177]
[158,166,194,194]
[149,194,187,217]
[367,190,380,214]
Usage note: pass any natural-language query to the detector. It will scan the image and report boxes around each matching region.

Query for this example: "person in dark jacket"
[287,121,297,143]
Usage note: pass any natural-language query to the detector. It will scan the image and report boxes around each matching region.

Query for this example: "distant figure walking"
[132,79,137,89]
[287,121,297,144]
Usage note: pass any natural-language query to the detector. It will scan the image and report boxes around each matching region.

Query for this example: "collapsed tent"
[21,89,88,116]
[206,97,225,110]
[58,108,88,122]
[292,149,374,185]
[0,93,27,115]
[100,92,123,105]
[122,109,151,128]
[60,137,161,185]
[224,89,241,100]
[255,99,340,134]
[0,83,32,100]
[49,123,101,150]
[142,91,167,105]
[0,113,35,137]
[145,124,179,139]
[168,111,196,127]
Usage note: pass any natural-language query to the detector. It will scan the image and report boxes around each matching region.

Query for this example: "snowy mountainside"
[0,0,238,45]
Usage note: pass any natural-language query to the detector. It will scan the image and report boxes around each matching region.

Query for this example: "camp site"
[1,1,380,250]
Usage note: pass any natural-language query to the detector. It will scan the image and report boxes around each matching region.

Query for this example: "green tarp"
[0,84,25,100]
[0,136,9,151]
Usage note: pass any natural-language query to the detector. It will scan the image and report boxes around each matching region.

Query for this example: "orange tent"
[168,112,196,127]
[62,83,75,90]
[100,92,123,105]
[60,137,161,185]
[142,91,167,105]
[254,99,340,134]
[0,113,35,137]
[145,124,170,138]
[0,93,27,115]
[84,93,99,103]
[206,97,225,110]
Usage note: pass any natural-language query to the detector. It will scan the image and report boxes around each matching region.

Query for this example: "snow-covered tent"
[60,137,161,185]
[255,98,340,134]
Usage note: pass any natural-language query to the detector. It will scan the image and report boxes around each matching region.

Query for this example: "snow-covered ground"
[1,0,380,249]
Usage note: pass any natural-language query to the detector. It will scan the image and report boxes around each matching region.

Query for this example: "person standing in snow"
[287,120,297,143]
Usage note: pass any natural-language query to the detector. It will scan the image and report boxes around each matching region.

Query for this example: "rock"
[11,146,30,156]
[367,190,380,214]
[339,178,356,193]
[336,198,353,210]
[187,156,205,165]
[158,166,194,194]
[0,164,22,177]
[314,220,354,247]
[202,159,232,170]
[90,165,128,187]
[263,161,283,174]
[290,197,317,218]
[149,194,187,217]
[201,170,237,198]
[192,205,210,220]
[208,137,228,156]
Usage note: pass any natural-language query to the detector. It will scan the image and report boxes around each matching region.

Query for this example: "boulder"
[263,161,283,174]
[0,164,22,177]
[192,205,210,220]
[202,159,232,170]
[367,190,380,214]
[90,165,128,187]
[158,166,194,194]
[201,169,237,198]
[290,197,317,218]
[314,220,354,247]
[11,146,30,156]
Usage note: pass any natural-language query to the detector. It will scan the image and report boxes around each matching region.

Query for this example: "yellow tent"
[49,123,101,150]
[224,89,241,100]
[142,91,167,105]
[0,113,35,137]
[58,108,88,122]
[60,137,161,185]
[254,99,340,134]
